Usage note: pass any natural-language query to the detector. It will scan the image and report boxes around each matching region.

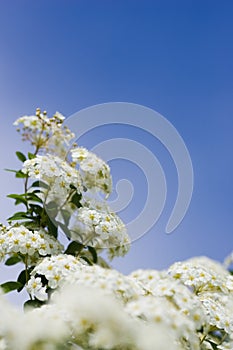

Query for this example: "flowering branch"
[0,109,232,350]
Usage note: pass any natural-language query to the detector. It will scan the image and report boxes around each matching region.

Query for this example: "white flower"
[78,208,101,226]
[26,276,47,301]
[70,147,90,162]
[71,147,112,195]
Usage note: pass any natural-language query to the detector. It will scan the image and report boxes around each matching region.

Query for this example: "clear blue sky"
[0,1,233,298]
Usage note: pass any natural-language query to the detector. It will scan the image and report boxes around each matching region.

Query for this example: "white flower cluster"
[22,152,130,258]
[130,269,206,330]
[14,109,75,158]
[50,285,177,350]
[71,147,112,195]
[2,253,233,349]
[165,257,233,349]
[168,257,229,293]
[63,264,145,303]
[0,225,63,262]
[126,296,200,350]
[14,113,130,260]
[27,254,85,300]
[71,205,130,258]
[3,111,232,350]
[27,254,143,302]
[22,154,83,203]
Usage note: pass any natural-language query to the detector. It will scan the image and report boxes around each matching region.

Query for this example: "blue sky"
[1,0,233,303]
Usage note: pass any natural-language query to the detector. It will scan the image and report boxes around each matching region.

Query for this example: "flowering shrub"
[0,109,233,350]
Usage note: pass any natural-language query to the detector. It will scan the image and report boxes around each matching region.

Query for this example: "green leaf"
[70,191,82,208]
[87,246,98,263]
[1,281,23,293]
[4,168,18,173]
[16,151,27,162]
[17,267,33,292]
[5,169,27,178]
[8,192,42,205]
[48,222,58,238]
[26,192,43,203]
[7,194,28,206]
[31,180,40,187]
[65,241,84,255]
[17,269,27,292]
[46,216,58,238]
[45,216,57,231]
[69,184,77,190]
[80,255,93,265]
[28,152,36,160]
[29,204,43,215]
[15,170,27,178]
[7,211,30,221]
[24,299,44,309]
[22,221,40,230]
[5,255,22,266]
[31,180,49,189]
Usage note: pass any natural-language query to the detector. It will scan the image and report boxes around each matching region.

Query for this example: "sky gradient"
[0,0,233,304]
